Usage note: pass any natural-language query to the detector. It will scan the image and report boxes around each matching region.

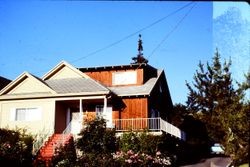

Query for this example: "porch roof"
[108,70,163,97]
[45,78,110,94]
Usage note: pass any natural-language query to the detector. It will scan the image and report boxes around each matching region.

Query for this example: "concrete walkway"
[181,157,232,167]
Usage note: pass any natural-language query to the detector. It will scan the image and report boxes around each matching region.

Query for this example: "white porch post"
[66,107,70,126]
[79,99,83,128]
[79,99,83,123]
[103,96,107,114]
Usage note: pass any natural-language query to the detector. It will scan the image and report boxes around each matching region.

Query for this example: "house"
[79,62,173,130]
[0,37,185,163]
[0,61,186,163]
[0,60,175,135]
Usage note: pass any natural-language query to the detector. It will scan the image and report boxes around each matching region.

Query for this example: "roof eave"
[0,90,110,101]
[78,63,149,72]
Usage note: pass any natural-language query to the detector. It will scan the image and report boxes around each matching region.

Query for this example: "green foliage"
[76,153,116,167]
[118,131,140,153]
[170,103,188,127]
[0,128,34,167]
[76,118,117,156]
[185,49,249,165]
[112,150,172,167]
[118,131,170,156]
[52,137,77,167]
[53,118,177,166]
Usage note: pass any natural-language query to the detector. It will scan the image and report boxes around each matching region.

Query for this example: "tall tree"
[186,50,249,165]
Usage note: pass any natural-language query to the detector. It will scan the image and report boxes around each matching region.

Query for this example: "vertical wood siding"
[84,68,144,86]
[120,97,148,119]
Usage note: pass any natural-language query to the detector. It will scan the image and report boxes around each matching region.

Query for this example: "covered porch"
[54,95,186,141]
[54,95,111,135]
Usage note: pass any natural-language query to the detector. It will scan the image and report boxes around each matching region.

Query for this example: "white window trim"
[10,107,42,121]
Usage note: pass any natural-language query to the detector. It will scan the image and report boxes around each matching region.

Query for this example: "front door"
[70,111,81,134]
[96,105,113,128]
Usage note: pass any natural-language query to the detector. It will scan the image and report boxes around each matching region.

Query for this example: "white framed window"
[112,71,137,85]
[11,107,41,121]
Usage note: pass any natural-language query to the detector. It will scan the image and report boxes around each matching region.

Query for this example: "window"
[13,107,41,121]
[112,71,137,85]
[15,108,26,121]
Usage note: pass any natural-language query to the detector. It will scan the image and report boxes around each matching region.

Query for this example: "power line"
[34,2,196,76]
[148,2,197,60]
[70,1,195,64]
[135,2,197,70]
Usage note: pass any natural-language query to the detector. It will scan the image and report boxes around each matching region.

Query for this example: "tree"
[170,103,188,127]
[185,50,249,165]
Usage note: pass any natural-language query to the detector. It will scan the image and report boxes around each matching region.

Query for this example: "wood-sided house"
[0,60,174,135]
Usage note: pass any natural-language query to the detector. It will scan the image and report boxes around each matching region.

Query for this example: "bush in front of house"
[118,130,163,155]
[51,136,77,167]
[52,118,177,166]
[76,118,117,156]
[0,128,34,167]
[112,149,172,167]
[73,118,118,166]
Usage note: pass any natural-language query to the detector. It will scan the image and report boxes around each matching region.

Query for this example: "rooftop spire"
[131,34,148,64]
[138,34,143,56]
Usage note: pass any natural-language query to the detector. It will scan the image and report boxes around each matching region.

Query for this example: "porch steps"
[35,133,72,166]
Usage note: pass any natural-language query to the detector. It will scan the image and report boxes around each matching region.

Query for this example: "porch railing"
[160,118,186,140]
[113,117,161,132]
[56,119,81,148]
[33,126,53,155]
[112,117,186,141]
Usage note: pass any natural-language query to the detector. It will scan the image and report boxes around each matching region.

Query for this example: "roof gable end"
[43,61,89,80]
[0,72,56,95]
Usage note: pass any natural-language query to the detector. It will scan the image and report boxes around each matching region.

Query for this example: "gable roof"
[108,70,163,97]
[45,78,109,94]
[43,61,90,80]
[42,60,110,95]
[0,72,56,96]
[78,63,150,72]
[0,62,110,99]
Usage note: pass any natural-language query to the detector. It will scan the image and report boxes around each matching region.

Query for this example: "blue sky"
[0,1,248,104]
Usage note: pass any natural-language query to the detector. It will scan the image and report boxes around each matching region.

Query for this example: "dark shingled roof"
[0,76,11,90]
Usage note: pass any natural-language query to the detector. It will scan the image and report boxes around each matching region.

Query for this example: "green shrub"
[0,128,34,167]
[76,118,117,156]
[118,131,162,155]
[52,136,77,167]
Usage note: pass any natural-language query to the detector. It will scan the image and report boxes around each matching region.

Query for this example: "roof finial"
[138,34,143,56]
[131,34,148,64]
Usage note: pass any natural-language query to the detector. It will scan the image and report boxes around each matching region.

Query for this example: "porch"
[61,117,185,140]
[33,116,186,159]
[114,117,185,140]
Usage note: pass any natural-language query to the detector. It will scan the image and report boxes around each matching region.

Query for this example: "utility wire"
[34,2,195,76]
[70,1,195,64]
[136,2,197,69]
[148,2,197,60]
